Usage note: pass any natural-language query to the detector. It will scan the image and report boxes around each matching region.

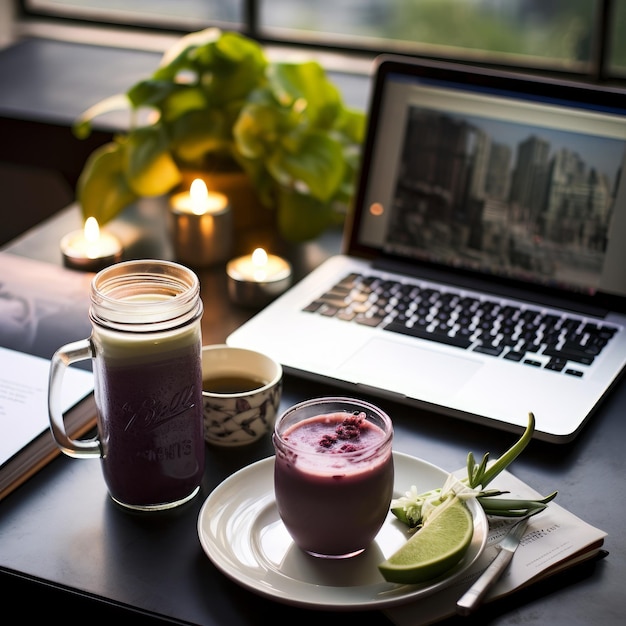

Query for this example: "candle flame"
[84,217,100,244]
[252,247,268,268]
[190,178,209,215]
[252,247,268,282]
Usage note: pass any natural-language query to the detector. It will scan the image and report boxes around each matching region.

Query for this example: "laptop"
[227,54,626,443]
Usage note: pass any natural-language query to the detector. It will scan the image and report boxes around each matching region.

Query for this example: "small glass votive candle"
[226,247,292,308]
[60,217,123,272]
[170,179,233,267]
[272,397,394,559]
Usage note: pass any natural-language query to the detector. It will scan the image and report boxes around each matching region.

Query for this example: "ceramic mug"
[201,344,282,446]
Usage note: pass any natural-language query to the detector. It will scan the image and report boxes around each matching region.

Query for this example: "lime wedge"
[379,497,473,584]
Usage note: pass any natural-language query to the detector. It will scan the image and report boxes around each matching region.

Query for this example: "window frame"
[14,0,623,86]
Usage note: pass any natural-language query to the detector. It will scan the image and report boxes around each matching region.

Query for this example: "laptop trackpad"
[337,338,483,398]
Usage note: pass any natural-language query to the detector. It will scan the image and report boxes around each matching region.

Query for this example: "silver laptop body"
[228,55,626,443]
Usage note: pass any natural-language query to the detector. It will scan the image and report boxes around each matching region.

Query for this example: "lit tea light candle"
[60,217,123,272]
[227,247,292,308]
[170,178,233,267]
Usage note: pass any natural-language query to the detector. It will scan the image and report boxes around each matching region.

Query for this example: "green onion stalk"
[391,412,558,529]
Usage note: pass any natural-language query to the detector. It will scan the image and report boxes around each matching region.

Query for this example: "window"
[22,0,241,30]
[18,1,626,84]
[609,0,626,77]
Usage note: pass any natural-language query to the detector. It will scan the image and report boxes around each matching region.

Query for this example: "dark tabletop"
[1,200,624,625]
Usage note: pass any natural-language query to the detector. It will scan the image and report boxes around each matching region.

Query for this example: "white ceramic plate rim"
[197,451,488,610]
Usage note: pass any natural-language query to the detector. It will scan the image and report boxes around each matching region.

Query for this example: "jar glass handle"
[48,339,101,458]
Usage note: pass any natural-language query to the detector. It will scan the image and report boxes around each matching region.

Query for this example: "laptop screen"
[350,56,626,306]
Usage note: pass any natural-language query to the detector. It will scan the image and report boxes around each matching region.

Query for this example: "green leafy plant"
[73,28,366,242]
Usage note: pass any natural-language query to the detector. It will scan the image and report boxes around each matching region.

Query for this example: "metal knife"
[457,516,530,615]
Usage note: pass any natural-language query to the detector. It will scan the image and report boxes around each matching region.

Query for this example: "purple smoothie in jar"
[87,260,205,511]
[273,398,394,559]
[94,342,205,508]
[48,260,206,512]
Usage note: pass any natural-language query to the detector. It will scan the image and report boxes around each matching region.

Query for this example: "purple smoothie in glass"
[273,400,394,558]
[93,342,205,508]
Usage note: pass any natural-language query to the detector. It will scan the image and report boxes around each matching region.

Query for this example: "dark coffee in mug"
[202,375,267,394]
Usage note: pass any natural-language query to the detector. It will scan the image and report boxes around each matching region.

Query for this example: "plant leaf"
[159,86,209,122]
[77,141,137,224]
[196,31,268,106]
[273,132,345,202]
[335,107,367,144]
[127,79,179,110]
[72,93,130,139]
[233,102,283,159]
[477,412,535,488]
[276,189,335,242]
[268,61,342,128]
[125,126,182,196]
[157,27,223,72]
[169,108,232,164]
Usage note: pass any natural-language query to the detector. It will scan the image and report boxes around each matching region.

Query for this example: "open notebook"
[227,54,626,443]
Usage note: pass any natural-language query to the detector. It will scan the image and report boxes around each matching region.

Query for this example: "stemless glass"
[48,259,205,511]
[272,397,394,559]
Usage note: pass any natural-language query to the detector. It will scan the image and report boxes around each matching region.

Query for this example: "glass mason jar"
[48,259,205,511]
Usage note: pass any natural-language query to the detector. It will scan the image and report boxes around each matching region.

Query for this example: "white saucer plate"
[197,451,488,610]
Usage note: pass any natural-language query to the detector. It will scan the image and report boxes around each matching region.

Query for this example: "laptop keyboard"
[303,272,619,378]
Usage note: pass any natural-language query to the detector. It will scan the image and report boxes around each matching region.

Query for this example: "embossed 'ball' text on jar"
[48,259,206,511]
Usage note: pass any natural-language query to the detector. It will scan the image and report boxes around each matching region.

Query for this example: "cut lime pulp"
[378,497,473,584]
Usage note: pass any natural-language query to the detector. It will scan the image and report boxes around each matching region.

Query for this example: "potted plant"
[73,28,366,242]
